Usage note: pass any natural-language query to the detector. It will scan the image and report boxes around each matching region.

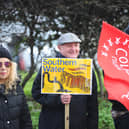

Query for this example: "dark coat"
[0,82,32,129]
[32,53,98,129]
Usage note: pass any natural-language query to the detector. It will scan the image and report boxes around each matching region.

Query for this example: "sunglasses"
[0,62,11,68]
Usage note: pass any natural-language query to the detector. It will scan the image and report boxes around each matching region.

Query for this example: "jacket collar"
[56,52,66,58]
[56,52,80,58]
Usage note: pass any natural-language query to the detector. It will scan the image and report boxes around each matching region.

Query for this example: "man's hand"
[60,94,72,104]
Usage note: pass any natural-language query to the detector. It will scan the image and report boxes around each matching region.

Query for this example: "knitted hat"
[0,45,12,60]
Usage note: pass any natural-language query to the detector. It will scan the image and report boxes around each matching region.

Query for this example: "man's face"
[58,42,80,58]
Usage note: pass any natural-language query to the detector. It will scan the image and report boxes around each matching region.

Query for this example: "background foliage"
[0,0,129,88]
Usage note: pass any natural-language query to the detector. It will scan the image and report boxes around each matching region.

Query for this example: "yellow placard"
[41,58,92,95]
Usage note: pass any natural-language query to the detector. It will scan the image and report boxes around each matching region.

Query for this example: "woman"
[0,45,32,129]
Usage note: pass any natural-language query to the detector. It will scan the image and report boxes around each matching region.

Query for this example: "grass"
[27,100,41,129]
[19,71,37,97]
[19,71,41,129]
[20,71,116,129]
[98,97,115,129]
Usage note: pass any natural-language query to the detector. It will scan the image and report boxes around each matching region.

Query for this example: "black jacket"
[0,82,32,129]
[32,53,98,129]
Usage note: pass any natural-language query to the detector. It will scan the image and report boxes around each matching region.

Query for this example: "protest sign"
[41,58,92,95]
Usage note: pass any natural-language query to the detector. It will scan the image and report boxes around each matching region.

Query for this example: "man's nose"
[72,46,77,52]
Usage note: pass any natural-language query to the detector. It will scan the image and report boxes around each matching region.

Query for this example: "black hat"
[0,45,12,60]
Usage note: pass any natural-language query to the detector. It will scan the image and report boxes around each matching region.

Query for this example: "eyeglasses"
[0,62,11,68]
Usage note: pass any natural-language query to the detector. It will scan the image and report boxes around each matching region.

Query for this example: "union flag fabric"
[97,21,129,110]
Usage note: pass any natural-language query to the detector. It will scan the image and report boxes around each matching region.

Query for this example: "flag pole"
[65,103,70,129]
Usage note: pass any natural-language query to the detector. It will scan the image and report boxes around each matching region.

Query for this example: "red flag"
[98,21,129,110]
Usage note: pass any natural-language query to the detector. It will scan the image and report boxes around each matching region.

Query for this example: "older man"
[32,32,98,129]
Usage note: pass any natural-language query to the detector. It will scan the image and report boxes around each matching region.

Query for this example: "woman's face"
[0,58,11,81]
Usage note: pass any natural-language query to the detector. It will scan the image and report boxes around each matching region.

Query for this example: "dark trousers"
[114,112,129,129]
